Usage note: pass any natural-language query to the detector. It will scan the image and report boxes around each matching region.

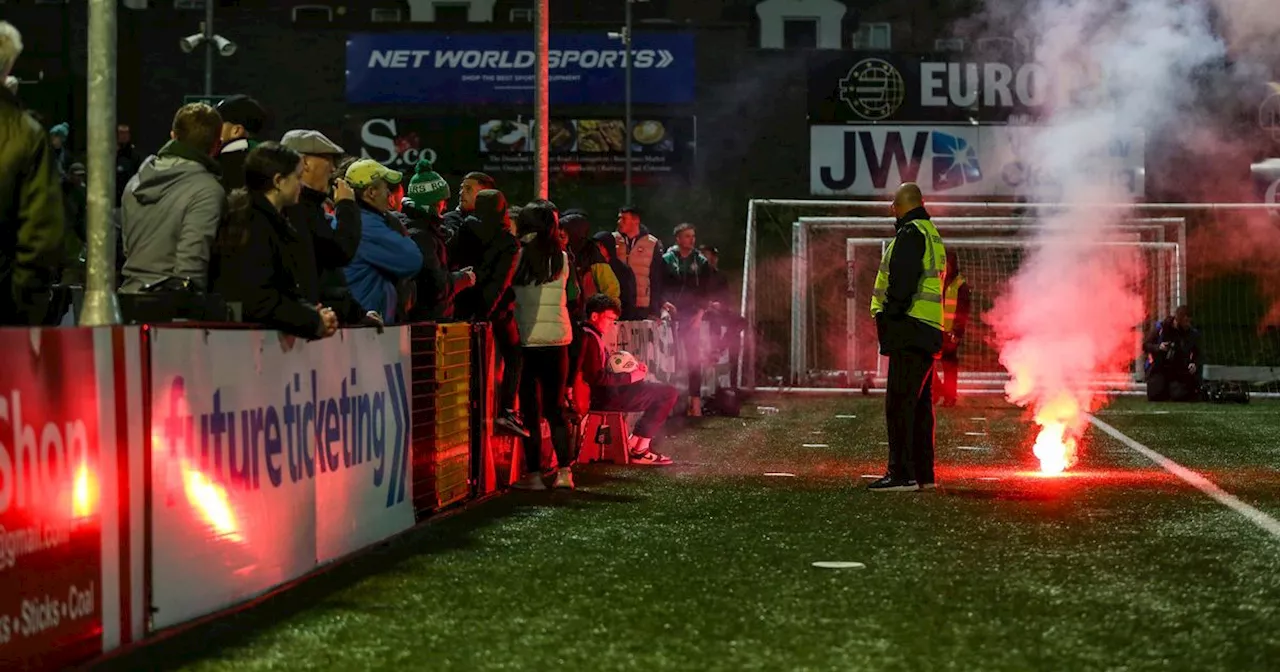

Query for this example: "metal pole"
[533,0,549,199]
[81,0,121,326]
[203,1,214,97]
[624,0,633,205]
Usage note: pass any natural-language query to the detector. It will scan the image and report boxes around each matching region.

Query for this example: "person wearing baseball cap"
[342,158,422,324]
[215,94,267,190]
[279,129,380,327]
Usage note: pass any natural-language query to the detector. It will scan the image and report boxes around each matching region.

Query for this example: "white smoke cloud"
[982,0,1234,461]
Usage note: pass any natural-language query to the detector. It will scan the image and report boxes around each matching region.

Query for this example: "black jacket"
[441,206,476,244]
[662,246,714,318]
[216,139,253,192]
[403,203,467,322]
[876,206,943,357]
[1144,319,1201,374]
[210,193,323,338]
[449,192,518,322]
[283,187,366,324]
[0,87,65,325]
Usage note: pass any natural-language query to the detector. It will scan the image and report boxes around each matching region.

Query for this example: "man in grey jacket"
[120,103,225,293]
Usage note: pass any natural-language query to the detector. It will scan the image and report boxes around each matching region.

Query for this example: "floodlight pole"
[624,0,633,205]
[534,0,550,199]
[203,0,214,97]
[81,0,121,326]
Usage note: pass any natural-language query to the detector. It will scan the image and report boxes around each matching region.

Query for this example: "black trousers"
[519,345,572,472]
[885,350,936,483]
[594,382,679,439]
[1147,368,1199,402]
[494,317,522,412]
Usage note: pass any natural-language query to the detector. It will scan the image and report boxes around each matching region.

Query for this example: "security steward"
[936,249,971,407]
[868,183,946,492]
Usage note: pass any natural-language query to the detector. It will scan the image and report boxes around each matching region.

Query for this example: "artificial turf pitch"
[91,396,1280,671]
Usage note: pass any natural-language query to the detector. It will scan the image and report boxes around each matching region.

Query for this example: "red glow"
[72,461,97,519]
[182,467,243,543]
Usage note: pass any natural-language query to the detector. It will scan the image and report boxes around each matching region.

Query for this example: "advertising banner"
[810,125,1145,198]
[147,328,413,630]
[347,116,695,178]
[346,32,696,105]
[0,329,103,670]
[808,53,1101,124]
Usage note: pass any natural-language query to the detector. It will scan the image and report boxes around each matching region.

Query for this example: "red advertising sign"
[0,329,103,671]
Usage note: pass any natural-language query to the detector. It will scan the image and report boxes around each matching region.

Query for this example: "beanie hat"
[49,122,70,138]
[403,158,450,208]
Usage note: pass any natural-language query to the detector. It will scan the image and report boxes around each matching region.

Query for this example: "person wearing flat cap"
[279,129,380,327]
[215,94,267,191]
[342,159,423,324]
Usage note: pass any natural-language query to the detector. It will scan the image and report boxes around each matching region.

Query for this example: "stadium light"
[181,0,236,98]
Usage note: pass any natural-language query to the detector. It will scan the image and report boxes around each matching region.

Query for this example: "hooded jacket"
[344,200,424,324]
[662,245,713,318]
[120,140,225,293]
[0,86,65,324]
[449,190,519,323]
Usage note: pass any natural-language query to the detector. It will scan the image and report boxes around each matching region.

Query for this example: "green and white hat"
[403,158,450,208]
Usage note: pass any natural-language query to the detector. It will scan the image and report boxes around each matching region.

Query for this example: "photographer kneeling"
[1143,305,1202,402]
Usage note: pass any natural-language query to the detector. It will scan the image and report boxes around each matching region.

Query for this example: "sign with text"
[810,125,1145,198]
[0,329,103,670]
[346,32,696,105]
[808,53,1103,123]
[347,116,695,179]
[147,328,413,629]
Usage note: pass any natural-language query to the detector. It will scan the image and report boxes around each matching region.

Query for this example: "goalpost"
[790,217,1185,384]
[739,200,1276,391]
[842,237,1181,391]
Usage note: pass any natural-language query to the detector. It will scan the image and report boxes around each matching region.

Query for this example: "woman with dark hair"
[210,141,338,339]
[510,199,575,490]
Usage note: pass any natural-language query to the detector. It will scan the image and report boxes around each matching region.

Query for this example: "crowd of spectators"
[1,21,741,489]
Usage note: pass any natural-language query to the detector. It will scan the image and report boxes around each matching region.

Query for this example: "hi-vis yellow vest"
[869,218,945,331]
[612,231,658,309]
[942,273,967,333]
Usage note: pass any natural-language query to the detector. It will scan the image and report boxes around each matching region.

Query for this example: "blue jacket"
[343,203,423,323]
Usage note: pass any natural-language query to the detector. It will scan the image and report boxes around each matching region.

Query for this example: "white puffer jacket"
[513,251,573,347]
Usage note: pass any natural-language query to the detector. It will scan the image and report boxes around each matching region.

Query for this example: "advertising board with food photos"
[347,116,695,179]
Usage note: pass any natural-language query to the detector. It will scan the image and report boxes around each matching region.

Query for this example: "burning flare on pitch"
[1030,396,1081,475]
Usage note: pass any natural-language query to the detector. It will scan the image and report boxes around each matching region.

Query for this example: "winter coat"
[591,234,637,316]
[512,249,573,347]
[662,246,714,319]
[0,86,65,324]
[119,139,225,293]
[209,193,323,339]
[559,212,620,316]
[874,206,943,357]
[403,203,469,322]
[449,191,519,323]
[441,206,476,244]
[283,186,366,324]
[343,201,424,324]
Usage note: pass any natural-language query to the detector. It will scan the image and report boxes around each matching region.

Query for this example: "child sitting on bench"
[571,294,677,465]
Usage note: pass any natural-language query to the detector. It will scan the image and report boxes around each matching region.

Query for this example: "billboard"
[346,32,696,105]
[808,53,1102,124]
[347,116,695,179]
[810,125,1145,198]
[147,328,413,629]
[0,329,103,670]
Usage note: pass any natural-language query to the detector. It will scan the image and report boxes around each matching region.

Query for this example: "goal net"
[740,200,1280,392]
[842,238,1180,390]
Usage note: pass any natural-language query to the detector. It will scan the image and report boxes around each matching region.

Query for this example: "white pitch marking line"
[802,443,830,448]
[835,414,858,419]
[970,417,987,422]
[956,446,987,451]
[1088,415,1280,541]
[964,432,987,436]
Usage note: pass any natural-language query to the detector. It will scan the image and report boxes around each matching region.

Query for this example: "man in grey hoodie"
[120,103,225,293]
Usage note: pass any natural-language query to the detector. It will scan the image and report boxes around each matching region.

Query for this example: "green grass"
[92,396,1280,672]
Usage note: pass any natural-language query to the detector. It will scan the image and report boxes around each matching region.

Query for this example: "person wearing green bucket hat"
[399,158,475,322]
